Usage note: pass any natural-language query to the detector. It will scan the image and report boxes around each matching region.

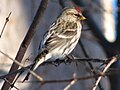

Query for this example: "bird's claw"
[52,59,62,67]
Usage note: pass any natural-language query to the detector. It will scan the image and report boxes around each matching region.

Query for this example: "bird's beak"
[80,15,86,20]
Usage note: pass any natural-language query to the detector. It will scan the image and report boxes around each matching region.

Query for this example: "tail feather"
[23,54,51,82]
[33,57,45,71]
[22,62,36,82]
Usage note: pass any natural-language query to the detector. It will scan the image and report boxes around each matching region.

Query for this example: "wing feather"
[40,19,78,52]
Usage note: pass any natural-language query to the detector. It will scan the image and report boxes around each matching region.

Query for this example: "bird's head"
[60,7,86,22]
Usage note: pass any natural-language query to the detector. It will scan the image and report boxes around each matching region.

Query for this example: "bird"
[23,7,86,81]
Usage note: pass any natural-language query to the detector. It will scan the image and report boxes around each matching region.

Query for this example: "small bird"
[24,7,86,81]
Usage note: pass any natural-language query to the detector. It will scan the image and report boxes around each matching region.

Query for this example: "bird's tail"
[22,54,51,82]
[22,62,36,82]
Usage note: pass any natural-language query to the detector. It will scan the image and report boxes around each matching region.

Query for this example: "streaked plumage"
[24,8,86,80]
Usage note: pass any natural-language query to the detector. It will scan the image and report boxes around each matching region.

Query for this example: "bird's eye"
[74,14,80,17]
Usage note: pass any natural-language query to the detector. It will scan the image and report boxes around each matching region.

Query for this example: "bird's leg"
[52,59,62,66]
[64,54,75,64]
[65,54,79,66]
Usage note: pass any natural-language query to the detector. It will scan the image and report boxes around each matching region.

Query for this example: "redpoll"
[24,7,86,80]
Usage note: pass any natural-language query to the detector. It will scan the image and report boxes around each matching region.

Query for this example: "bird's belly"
[50,48,65,60]
[48,27,81,60]
[50,37,80,60]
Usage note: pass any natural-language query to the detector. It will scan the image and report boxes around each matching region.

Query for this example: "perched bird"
[24,7,86,80]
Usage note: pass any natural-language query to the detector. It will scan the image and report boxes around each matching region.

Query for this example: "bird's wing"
[40,19,78,51]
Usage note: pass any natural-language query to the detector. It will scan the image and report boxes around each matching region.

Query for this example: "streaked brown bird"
[24,7,86,80]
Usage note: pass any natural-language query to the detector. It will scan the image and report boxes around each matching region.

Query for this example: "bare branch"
[79,39,103,89]
[3,78,19,90]
[92,56,118,90]
[0,50,43,81]
[0,49,119,80]
[0,49,120,90]
[63,74,77,90]
[1,0,49,90]
[64,79,77,90]
[18,73,107,84]
[0,12,12,38]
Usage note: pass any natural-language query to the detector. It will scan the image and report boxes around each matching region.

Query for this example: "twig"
[0,12,12,38]
[79,39,103,90]
[64,79,77,90]
[0,50,43,81]
[17,68,120,89]
[0,55,111,80]
[1,0,49,90]
[0,56,115,80]
[3,78,19,90]
[0,65,31,79]
[18,73,107,84]
[1,61,120,81]
[17,67,120,84]
[0,47,120,85]
[92,55,118,90]
[0,49,115,80]
[0,48,120,89]
[0,50,105,80]
[63,74,77,90]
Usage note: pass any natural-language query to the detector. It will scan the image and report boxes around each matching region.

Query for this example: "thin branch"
[79,39,103,90]
[0,49,117,80]
[18,73,107,84]
[64,79,77,90]
[0,56,110,80]
[1,0,49,90]
[0,65,31,79]
[0,50,43,81]
[0,50,105,80]
[0,45,119,90]
[63,74,77,90]
[0,12,12,38]
[3,78,19,90]
[17,67,120,84]
[92,55,118,90]
[0,49,120,89]
[18,66,120,86]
